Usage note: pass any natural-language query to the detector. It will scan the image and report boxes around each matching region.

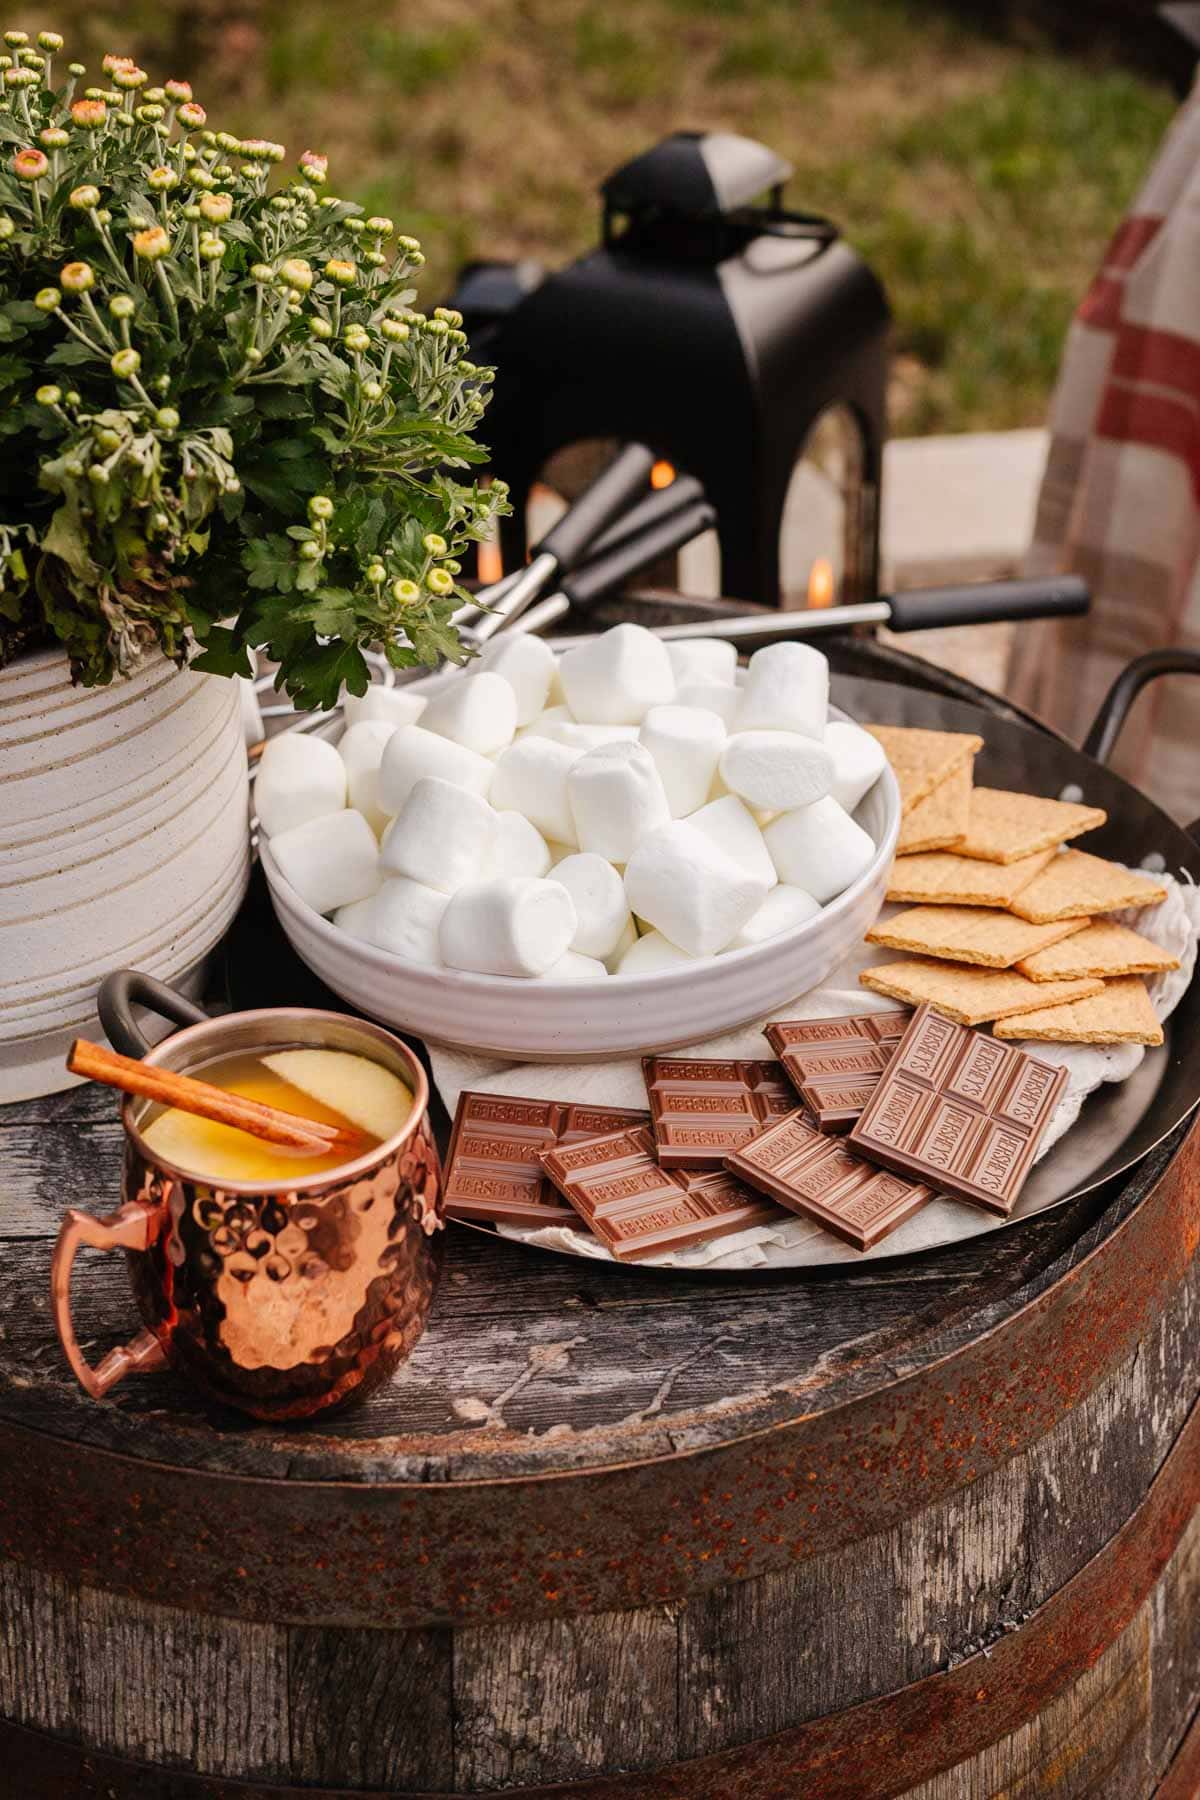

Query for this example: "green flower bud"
[61,261,95,295]
[298,150,328,184]
[213,163,234,181]
[155,406,179,430]
[243,346,263,364]
[110,348,141,380]
[132,225,170,260]
[324,257,356,285]
[366,561,386,584]
[70,97,106,129]
[307,494,334,522]
[65,391,80,406]
[392,578,420,605]
[188,166,215,191]
[95,426,121,452]
[182,203,200,221]
[5,68,41,89]
[109,293,135,319]
[381,317,409,342]
[433,307,462,327]
[136,104,164,124]
[422,533,448,556]
[2,29,27,45]
[424,318,449,337]
[397,235,420,254]
[225,476,241,494]
[164,79,192,103]
[344,217,365,235]
[176,101,207,130]
[361,379,382,400]
[88,463,109,484]
[363,250,386,268]
[199,191,232,223]
[308,316,332,339]
[63,458,84,478]
[35,287,61,312]
[144,86,166,103]
[298,539,322,562]
[148,165,178,191]
[342,323,370,352]
[366,215,394,237]
[38,31,64,50]
[39,127,70,149]
[291,182,315,204]
[426,567,455,595]
[35,384,62,405]
[279,257,313,293]
[198,233,227,261]
[250,262,275,283]
[151,510,169,531]
[216,130,239,152]
[0,217,14,240]
[68,62,85,76]
[443,559,462,575]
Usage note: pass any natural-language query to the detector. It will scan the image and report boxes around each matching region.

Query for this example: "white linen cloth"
[430,868,1199,1269]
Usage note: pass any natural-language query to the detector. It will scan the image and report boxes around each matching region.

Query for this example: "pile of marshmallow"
[256,624,887,981]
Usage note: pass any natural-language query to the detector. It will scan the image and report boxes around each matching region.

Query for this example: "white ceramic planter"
[0,648,250,1100]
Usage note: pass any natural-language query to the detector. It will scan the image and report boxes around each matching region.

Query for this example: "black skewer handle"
[886,575,1090,633]
[560,501,718,609]
[533,443,657,571]
[582,474,707,562]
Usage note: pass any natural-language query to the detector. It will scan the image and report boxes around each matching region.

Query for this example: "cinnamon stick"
[67,1040,370,1158]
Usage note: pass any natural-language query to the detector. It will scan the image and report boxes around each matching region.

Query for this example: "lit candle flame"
[650,459,676,490]
[807,557,834,609]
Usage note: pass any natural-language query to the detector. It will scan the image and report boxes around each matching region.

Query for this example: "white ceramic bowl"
[260,725,899,1061]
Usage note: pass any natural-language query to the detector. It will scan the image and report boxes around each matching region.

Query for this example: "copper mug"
[52,971,443,1421]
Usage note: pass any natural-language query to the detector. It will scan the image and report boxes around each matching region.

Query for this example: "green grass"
[35,0,1178,432]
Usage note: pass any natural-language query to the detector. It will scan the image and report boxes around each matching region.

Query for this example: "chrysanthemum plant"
[0,30,507,708]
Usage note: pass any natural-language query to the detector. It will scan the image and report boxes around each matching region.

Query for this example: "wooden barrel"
[2,636,1199,1798]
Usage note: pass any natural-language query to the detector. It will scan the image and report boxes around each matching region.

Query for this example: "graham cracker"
[887,846,1055,909]
[1008,850,1169,924]
[896,761,971,854]
[995,976,1164,1045]
[858,958,1103,1026]
[1016,920,1181,983]
[957,788,1107,864]
[866,905,1090,970]
[865,725,983,815]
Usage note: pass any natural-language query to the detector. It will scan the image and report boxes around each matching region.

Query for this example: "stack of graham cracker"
[859,727,1178,1045]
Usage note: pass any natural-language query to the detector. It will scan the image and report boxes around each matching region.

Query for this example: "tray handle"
[97,970,209,1059]
[1082,649,1200,765]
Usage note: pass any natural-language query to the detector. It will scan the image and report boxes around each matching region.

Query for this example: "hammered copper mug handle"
[51,1198,168,1398]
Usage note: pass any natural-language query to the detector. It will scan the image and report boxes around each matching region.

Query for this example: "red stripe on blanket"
[1105,214,1162,272]
[1096,385,1200,500]
[1079,276,1125,331]
[1076,217,1163,331]
[1111,324,1200,404]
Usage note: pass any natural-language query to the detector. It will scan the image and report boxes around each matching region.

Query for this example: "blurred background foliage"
[12,0,1181,434]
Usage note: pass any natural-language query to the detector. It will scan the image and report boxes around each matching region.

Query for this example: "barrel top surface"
[1,628,1194,1490]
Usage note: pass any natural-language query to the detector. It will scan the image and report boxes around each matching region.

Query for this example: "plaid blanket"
[1008,80,1200,826]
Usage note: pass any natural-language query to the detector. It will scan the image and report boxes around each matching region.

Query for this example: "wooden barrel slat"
[2,623,1198,1795]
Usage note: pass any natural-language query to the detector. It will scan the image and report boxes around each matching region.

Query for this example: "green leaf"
[191,625,255,680]
[242,533,297,592]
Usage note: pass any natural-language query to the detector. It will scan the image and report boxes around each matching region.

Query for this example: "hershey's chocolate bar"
[641,1055,796,1167]
[765,1010,911,1132]
[444,1092,649,1227]
[540,1124,779,1260]
[847,1003,1066,1215]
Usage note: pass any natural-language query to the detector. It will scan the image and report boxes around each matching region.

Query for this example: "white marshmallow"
[617,929,704,975]
[551,852,632,959]
[722,884,822,951]
[238,676,263,749]
[735,642,828,740]
[558,622,675,724]
[421,670,517,758]
[490,737,580,844]
[687,794,778,890]
[544,721,640,751]
[332,893,377,941]
[567,740,671,864]
[676,680,741,727]
[493,810,552,879]
[476,634,556,725]
[378,724,494,813]
[719,731,834,813]
[624,821,769,956]
[337,720,396,836]
[440,876,576,977]
[256,732,346,839]
[666,638,738,687]
[367,876,448,964]
[518,704,573,739]
[382,776,496,896]
[605,916,638,973]
[639,704,726,817]
[539,950,608,981]
[824,719,887,814]
[342,684,426,731]
[763,796,876,902]
[270,808,380,915]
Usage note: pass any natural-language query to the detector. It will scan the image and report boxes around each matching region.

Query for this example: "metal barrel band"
[3,1388,1198,1799]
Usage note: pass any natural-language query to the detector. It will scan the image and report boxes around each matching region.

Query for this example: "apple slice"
[262,1049,413,1144]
